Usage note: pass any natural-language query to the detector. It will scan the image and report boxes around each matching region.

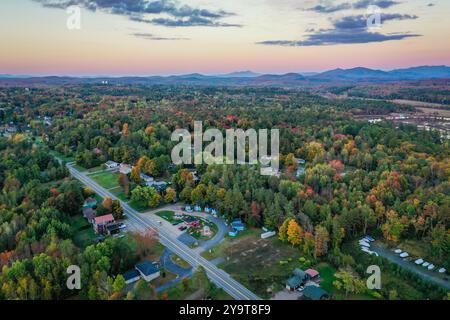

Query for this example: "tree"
[102,197,113,211]
[314,225,330,257]
[130,166,141,184]
[131,186,161,208]
[118,173,130,197]
[122,123,129,137]
[113,275,126,294]
[287,219,303,247]
[278,218,290,242]
[333,268,366,299]
[164,187,176,203]
[111,200,124,220]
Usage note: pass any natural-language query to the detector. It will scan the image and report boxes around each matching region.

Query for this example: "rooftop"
[136,261,160,276]
[94,214,115,225]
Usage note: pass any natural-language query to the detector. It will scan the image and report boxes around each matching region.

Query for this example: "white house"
[105,160,119,169]
[135,261,160,282]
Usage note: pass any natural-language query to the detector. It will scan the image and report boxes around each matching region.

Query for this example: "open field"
[88,171,120,189]
[202,230,306,298]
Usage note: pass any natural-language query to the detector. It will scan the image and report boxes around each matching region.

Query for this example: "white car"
[399,252,409,258]
[414,259,424,265]
[422,262,430,267]
[427,264,435,271]
[438,268,446,274]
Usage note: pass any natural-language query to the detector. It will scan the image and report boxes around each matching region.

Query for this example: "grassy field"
[88,171,120,189]
[71,215,96,248]
[201,230,307,298]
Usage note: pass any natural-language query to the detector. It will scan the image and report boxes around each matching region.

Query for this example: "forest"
[0,84,448,300]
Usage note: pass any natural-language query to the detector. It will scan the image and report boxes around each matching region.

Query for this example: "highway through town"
[66,163,260,300]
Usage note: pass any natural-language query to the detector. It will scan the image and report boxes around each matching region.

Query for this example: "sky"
[0,0,449,76]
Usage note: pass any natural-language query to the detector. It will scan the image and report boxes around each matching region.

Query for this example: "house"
[297,158,306,165]
[231,219,245,231]
[285,268,307,291]
[146,180,168,190]
[82,207,96,224]
[305,268,320,282]
[122,269,141,285]
[194,205,202,212]
[301,285,329,300]
[185,205,193,213]
[135,261,160,282]
[106,222,126,236]
[83,197,97,209]
[119,163,132,175]
[105,160,119,169]
[211,209,218,217]
[228,229,239,237]
[140,173,154,183]
[286,276,302,291]
[93,214,115,234]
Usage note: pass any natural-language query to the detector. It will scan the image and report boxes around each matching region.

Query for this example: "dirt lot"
[204,230,305,298]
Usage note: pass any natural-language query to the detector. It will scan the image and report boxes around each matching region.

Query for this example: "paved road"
[372,243,450,290]
[66,163,260,300]
[156,249,193,294]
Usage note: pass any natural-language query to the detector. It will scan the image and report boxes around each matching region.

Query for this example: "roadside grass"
[155,210,177,223]
[49,150,75,163]
[151,269,177,288]
[71,215,96,248]
[88,171,120,189]
[171,254,192,269]
[128,200,149,212]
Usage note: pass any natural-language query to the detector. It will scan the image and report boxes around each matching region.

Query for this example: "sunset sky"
[1,0,449,75]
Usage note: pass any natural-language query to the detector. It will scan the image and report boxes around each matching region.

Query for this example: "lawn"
[71,215,96,248]
[171,254,192,269]
[88,171,120,189]
[155,210,177,223]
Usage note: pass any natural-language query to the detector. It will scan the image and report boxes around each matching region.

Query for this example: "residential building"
[122,270,141,285]
[301,285,329,300]
[105,160,119,169]
[93,214,115,234]
[135,261,160,282]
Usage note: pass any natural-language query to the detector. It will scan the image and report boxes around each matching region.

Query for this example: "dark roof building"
[135,261,160,282]
[122,270,141,284]
[302,286,329,300]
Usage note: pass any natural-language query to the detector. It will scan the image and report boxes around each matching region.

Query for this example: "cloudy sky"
[0,0,449,75]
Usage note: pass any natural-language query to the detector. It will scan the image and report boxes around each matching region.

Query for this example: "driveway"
[372,243,450,290]
[156,248,193,293]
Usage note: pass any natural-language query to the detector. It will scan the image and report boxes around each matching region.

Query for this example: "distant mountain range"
[1,66,450,86]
